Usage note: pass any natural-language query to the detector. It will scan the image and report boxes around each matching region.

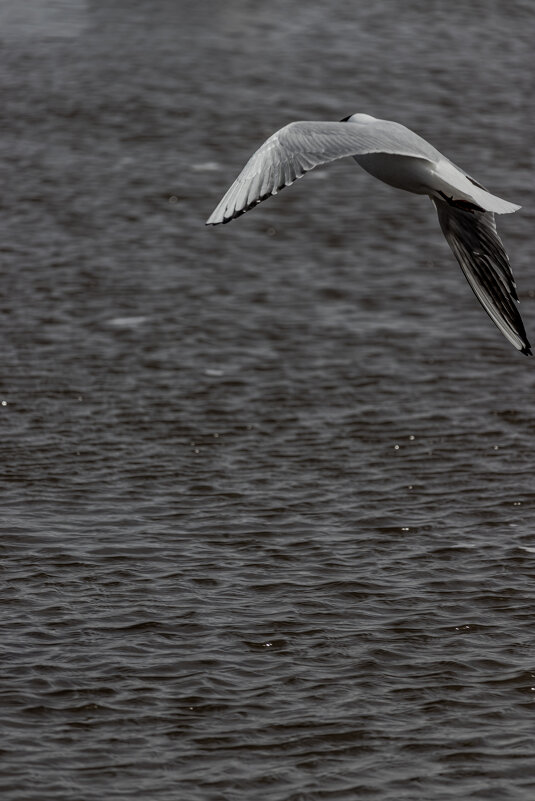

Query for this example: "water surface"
[2,2,535,799]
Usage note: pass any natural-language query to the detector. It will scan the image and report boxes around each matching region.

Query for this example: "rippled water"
[2,2,535,799]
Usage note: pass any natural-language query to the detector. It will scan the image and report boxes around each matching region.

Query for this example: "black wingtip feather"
[208,183,292,226]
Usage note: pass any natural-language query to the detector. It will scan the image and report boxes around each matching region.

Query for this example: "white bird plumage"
[206,113,530,355]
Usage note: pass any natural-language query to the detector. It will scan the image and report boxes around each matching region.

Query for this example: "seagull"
[206,113,531,356]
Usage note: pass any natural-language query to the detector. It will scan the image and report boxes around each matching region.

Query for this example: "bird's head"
[340,113,376,123]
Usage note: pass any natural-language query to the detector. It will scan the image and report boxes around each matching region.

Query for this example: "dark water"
[2,2,535,799]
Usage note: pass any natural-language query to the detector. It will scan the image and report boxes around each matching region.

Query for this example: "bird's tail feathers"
[471,187,520,215]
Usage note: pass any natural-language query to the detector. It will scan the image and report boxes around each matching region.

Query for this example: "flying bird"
[206,113,531,355]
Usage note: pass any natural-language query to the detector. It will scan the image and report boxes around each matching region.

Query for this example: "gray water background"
[2,1,535,799]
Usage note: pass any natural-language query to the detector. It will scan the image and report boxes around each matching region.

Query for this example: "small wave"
[107,316,148,328]
[191,161,222,172]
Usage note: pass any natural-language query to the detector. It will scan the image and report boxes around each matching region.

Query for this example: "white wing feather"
[206,119,441,225]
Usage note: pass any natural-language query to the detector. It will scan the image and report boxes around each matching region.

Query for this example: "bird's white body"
[343,113,518,213]
[354,153,436,195]
[207,113,530,355]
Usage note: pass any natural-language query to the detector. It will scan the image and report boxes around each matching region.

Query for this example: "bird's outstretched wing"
[433,197,531,355]
[206,120,439,225]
